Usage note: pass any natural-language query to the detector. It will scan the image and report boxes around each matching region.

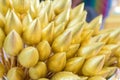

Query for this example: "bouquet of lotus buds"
[0,0,120,80]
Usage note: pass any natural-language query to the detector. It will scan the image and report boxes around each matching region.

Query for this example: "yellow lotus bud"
[51,71,81,80]
[82,55,105,76]
[47,52,66,72]
[70,3,84,20]
[66,44,80,59]
[0,28,5,48]
[29,5,37,19]
[87,15,102,29]
[39,13,49,29]
[47,3,55,21]
[95,67,117,78]
[102,44,119,53]
[90,33,109,44]
[98,49,111,62]
[54,8,70,26]
[18,47,39,68]
[42,22,54,44]
[54,22,65,38]
[64,57,85,74]
[39,1,54,21]
[3,30,23,56]
[23,18,41,45]
[0,63,5,78]
[53,0,71,14]
[7,67,24,80]
[77,43,104,59]
[107,28,120,44]
[67,11,87,28]
[36,41,51,61]
[114,47,120,57]
[30,0,39,11]
[12,0,30,14]
[81,30,93,42]
[37,78,49,80]
[5,10,23,35]
[5,8,11,19]
[88,76,106,80]
[29,0,40,18]
[66,22,84,44]
[29,62,47,79]
[52,30,72,52]
[0,12,5,28]
[87,15,102,35]
[0,0,10,15]
[22,12,32,31]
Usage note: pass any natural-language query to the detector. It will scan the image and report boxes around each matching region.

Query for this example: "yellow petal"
[39,1,54,21]
[52,30,72,52]
[0,0,10,15]
[29,62,47,79]
[47,52,66,72]
[107,28,120,44]
[82,55,105,76]
[67,10,87,28]
[77,42,104,59]
[30,0,39,11]
[47,3,55,21]
[39,13,49,29]
[89,33,109,44]
[12,0,30,14]
[7,67,24,80]
[54,22,65,38]
[22,12,32,31]
[42,22,54,44]
[66,44,80,59]
[3,30,23,56]
[5,8,11,19]
[5,10,23,35]
[70,3,84,20]
[66,22,84,44]
[98,49,111,62]
[64,57,85,74]
[54,8,70,26]
[87,15,102,29]
[81,30,93,42]
[23,18,41,45]
[53,0,71,14]
[95,67,117,78]
[0,28,5,48]
[18,47,39,68]
[0,12,5,28]
[102,44,120,53]
[36,41,51,61]
[87,15,102,35]
[29,4,38,19]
